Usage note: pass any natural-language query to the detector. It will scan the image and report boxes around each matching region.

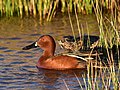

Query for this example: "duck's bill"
[22,42,38,50]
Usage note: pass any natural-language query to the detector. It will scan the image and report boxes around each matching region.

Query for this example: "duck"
[58,35,100,52]
[22,35,97,70]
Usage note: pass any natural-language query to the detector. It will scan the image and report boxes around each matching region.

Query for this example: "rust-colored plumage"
[22,35,87,70]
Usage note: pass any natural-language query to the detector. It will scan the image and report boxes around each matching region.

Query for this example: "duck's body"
[22,35,87,70]
[37,55,86,70]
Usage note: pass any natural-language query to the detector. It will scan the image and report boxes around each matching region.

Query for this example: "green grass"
[77,62,119,90]
[0,0,118,21]
[62,0,120,89]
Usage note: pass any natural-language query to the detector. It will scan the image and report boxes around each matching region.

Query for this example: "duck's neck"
[43,49,54,57]
[37,49,54,67]
[43,43,56,57]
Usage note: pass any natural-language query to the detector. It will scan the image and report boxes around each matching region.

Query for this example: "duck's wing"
[62,54,94,62]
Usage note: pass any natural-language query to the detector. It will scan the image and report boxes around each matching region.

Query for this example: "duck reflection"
[34,68,87,90]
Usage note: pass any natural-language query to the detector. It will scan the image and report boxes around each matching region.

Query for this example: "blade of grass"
[63,79,70,90]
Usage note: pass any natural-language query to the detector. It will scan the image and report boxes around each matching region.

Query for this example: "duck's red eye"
[40,38,45,42]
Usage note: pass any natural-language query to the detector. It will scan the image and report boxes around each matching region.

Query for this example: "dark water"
[0,14,116,89]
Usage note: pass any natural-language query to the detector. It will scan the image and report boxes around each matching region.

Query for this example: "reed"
[0,0,118,21]
[63,57,119,89]
[62,0,119,89]
[81,0,119,89]
[75,61,119,90]
[93,0,119,59]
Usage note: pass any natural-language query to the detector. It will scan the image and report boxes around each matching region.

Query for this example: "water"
[0,14,117,90]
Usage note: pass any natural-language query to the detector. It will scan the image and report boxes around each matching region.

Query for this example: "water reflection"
[0,14,100,89]
[35,69,86,90]
[0,64,87,89]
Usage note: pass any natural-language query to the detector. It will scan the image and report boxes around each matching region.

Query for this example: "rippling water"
[0,14,110,89]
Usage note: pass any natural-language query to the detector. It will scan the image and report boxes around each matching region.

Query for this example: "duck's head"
[22,35,56,55]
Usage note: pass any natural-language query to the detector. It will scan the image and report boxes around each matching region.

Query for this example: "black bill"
[22,42,38,50]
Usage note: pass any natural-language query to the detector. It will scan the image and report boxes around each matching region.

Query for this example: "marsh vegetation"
[0,0,120,89]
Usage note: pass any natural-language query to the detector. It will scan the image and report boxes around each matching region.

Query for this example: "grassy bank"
[0,0,119,21]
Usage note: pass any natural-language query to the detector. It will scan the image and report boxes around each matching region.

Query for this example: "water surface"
[0,14,112,89]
